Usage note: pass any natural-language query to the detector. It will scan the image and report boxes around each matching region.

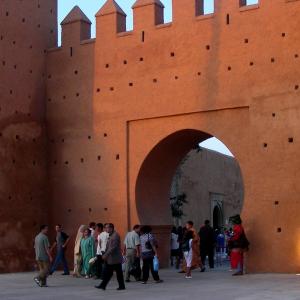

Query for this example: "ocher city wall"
[171,148,243,231]
[0,1,57,272]
[2,0,300,273]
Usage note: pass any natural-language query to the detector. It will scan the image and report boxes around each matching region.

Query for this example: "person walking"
[95,223,105,279]
[73,224,87,277]
[81,228,96,278]
[228,215,249,276]
[49,224,70,275]
[95,223,125,291]
[140,225,163,284]
[182,230,194,279]
[181,221,204,273]
[199,220,215,270]
[170,227,180,269]
[123,224,141,282]
[34,225,53,287]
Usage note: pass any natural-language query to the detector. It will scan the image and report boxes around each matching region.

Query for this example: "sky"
[57,0,258,157]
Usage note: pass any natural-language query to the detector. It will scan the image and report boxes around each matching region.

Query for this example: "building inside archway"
[170,146,244,232]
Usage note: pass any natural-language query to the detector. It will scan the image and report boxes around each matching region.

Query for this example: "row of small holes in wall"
[1,61,38,75]
[11,159,41,166]
[1,12,54,33]
[48,93,82,101]
[263,137,294,148]
[102,34,289,68]
[0,36,49,52]
[53,155,120,165]
[49,134,108,143]
[95,70,299,93]
[67,207,109,213]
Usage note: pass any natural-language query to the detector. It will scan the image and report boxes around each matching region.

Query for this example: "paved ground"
[1,267,300,300]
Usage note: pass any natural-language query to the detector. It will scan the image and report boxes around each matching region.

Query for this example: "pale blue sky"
[57,0,258,157]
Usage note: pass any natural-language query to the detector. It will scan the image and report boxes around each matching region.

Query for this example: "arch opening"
[135,129,244,228]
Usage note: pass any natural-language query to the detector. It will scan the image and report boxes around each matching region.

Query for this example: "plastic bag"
[122,256,127,272]
[153,256,159,272]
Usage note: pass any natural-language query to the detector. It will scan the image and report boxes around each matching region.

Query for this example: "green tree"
[170,193,188,222]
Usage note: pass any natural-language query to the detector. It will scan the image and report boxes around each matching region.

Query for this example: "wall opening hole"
[274,201,279,205]
[288,137,294,143]
[70,47,73,57]
[263,143,268,148]
[142,31,145,42]
[226,14,230,25]
[277,228,282,233]
[206,45,210,50]
[116,154,120,160]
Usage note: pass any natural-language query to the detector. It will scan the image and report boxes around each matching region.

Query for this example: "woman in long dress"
[80,228,96,278]
[73,225,87,277]
[181,221,204,272]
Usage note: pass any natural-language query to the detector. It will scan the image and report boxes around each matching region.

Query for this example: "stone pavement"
[0,267,300,300]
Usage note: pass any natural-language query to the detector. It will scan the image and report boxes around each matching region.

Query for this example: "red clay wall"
[6,0,300,273]
[0,0,57,272]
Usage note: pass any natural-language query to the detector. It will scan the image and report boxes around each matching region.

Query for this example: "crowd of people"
[170,216,249,278]
[33,214,249,289]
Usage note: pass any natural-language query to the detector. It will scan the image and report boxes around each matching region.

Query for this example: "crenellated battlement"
[57,0,300,47]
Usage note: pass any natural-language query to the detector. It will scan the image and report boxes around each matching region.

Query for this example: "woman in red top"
[228,215,248,276]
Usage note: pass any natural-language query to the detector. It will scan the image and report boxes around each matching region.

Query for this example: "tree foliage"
[170,193,188,219]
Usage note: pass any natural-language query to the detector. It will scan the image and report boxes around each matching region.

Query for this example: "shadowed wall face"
[0,0,57,272]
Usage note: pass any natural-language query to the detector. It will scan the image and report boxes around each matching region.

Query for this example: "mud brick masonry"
[1,0,300,273]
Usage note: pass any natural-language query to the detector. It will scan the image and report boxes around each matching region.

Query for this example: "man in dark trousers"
[49,224,70,275]
[95,223,125,291]
[199,220,215,270]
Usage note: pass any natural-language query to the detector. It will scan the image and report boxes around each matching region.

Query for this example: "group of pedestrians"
[170,217,249,278]
[33,222,163,289]
[33,214,248,289]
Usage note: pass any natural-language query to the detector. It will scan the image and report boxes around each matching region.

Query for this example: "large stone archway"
[128,109,249,267]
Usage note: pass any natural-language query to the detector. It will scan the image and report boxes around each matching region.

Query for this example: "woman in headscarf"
[228,215,249,276]
[73,225,87,277]
[80,228,96,278]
